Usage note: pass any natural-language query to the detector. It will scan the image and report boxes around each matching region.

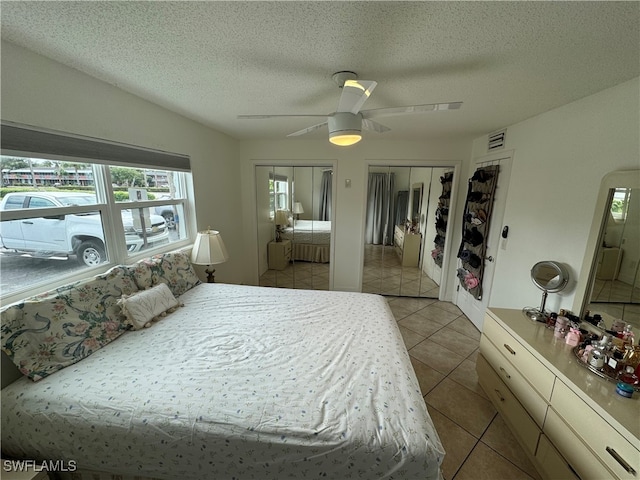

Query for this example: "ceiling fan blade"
[287,121,328,137]
[362,118,391,134]
[238,114,327,119]
[337,80,377,114]
[362,102,462,119]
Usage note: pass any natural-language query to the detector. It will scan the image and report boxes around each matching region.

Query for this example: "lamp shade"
[191,230,229,266]
[275,209,289,226]
[292,202,304,214]
[328,112,362,146]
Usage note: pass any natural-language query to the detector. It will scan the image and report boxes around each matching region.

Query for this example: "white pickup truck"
[0,191,169,266]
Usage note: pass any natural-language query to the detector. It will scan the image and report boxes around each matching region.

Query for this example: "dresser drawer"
[544,408,618,480]
[477,353,541,455]
[479,335,549,427]
[483,313,555,401]
[394,228,403,248]
[535,434,580,480]
[550,380,639,480]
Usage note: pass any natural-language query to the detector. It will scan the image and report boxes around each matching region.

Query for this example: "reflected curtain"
[320,170,332,221]
[365,173,395,245]
[395,191,409,226]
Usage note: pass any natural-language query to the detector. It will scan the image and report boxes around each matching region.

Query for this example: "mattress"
[1,284,444,479]
[281,219,331,244]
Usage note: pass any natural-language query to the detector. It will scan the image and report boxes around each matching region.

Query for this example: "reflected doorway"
[362,165,454,298]
[587,187,640,326]
[256,165,332,290]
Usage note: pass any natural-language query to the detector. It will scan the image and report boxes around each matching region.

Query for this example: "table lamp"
[191,229,229,283]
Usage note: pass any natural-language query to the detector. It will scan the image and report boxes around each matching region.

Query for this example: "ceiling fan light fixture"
[328,112,362,147]
[329,132,362,146]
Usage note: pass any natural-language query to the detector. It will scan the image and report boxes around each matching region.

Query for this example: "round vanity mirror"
[531,261,569,292]
[524,261,569,322]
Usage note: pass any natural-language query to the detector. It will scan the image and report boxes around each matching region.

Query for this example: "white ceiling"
[1,1,638,143]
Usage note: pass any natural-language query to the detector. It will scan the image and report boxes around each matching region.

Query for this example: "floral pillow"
[0,265,137,381]
[130,251,201,297]
[118,283,181,330]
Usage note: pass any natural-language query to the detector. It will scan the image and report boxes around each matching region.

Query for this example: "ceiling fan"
[238,71,462,146]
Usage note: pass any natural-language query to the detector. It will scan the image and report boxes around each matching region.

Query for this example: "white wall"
[481,77,640,314]
[239,140,473,292]
[7,40,635,310]
[1,41,243,284]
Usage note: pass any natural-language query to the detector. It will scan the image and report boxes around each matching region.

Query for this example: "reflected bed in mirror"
[575,170,640,333]
[256,165,333,290]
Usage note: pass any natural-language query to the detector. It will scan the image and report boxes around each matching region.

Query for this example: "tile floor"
[387,296,542,480]
[259,261,330,290]
[362,244,440,297]
[591,278,640,304]
[589,278,640,327]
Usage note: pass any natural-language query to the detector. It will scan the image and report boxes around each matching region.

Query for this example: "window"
[611,188,631,222]
[269,173,289,215]
[1,124,193,300]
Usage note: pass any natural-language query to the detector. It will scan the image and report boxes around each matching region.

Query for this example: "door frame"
[362,159,463,300]
[454,149,514,330]
[250,160,338,289]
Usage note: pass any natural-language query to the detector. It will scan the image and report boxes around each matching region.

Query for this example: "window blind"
[1,122,190,172]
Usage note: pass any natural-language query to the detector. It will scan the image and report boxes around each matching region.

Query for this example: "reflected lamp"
[191,229,229,283]
[293,202,304,220]
[275,210,289,242]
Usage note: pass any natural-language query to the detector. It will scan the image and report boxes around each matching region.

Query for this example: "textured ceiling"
[1,1,639,142]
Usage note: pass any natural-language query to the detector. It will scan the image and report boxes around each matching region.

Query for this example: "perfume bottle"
[565,327,581,347]
[618,366,639,386]
[622,325,635,345]
[554,316,569,339]
[588,345,605,369]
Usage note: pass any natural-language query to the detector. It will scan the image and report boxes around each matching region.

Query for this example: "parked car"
[0,191,169,266]
[153,194,177,229]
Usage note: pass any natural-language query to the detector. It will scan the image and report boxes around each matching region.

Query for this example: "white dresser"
[478,308,639,480]
[393,225,421,267]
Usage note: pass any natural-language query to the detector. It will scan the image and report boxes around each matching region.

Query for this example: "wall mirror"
[362,165,453,298]
[575,169,640,332]
[255,165,332,290]
[524,260,569,322]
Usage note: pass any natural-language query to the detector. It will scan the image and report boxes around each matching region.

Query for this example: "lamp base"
[205,267,216,283]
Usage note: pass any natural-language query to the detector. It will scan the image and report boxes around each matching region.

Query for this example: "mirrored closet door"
[362,165,453,298]
[256,165,332,290]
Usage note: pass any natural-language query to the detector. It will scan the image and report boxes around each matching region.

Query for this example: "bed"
[280,219,331,263]
[1,268,444,480]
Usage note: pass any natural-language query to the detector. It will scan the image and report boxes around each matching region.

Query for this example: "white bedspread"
[281,219,331,244]
[1,284,444,479]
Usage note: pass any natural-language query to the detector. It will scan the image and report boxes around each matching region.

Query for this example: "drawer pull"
[606,446,637,475]
[503,343,516,355]
[499,366,511,379]
[494,389,505,402]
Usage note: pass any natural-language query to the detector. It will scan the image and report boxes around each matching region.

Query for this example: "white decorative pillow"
[118,283,181,330]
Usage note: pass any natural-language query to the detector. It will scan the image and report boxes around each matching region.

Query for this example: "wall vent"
[488,129,506,151]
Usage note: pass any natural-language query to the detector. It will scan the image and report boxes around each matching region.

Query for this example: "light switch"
[345,179,351,188]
